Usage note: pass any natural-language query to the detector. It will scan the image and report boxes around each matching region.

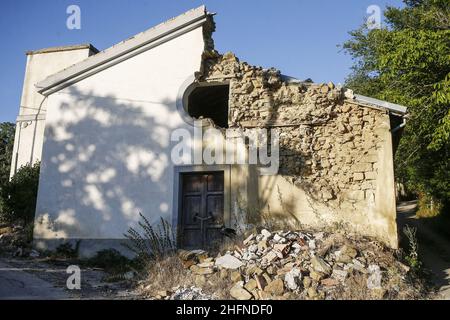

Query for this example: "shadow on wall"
[34,80,355,253]
[242,88,320,230]
[35,86,179,244]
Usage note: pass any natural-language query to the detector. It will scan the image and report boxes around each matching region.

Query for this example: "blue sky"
[0,0,404,122]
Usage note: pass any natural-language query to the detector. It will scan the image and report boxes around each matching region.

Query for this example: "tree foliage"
[0,122,15,189]
[0,162,40,224]
[343,0,450,213]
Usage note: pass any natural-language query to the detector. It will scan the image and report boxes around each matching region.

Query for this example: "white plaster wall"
[11,119,46,173]
[21,50,93,113]
[10,48,93,177]
[34,28,205,241]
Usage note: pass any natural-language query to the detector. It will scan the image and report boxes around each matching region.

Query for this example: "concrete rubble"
[144,228,427,300]
[168,286,214,300]
[0,223,32,256]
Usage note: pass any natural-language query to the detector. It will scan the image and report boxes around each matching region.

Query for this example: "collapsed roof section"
[34,5,408,117]
[195,50,407,127]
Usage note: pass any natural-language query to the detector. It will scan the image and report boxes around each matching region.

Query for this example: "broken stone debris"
[169,286,214,300]
[284,267,302,290]
[367,264,382,289]
[230,281,253,300]
[163,229,415,300]
[0,223,33,257]
[215,253,244,269]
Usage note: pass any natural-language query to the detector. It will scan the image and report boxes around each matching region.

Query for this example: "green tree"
[0,122,15,189]
[0,162,40,224]
[343,0,450,215]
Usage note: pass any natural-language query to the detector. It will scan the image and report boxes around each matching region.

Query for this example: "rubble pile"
[168,287,214,300]
[0,223,34,257]
[145,229,427,300]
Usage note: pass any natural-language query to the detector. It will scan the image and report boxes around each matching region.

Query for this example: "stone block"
[353,163,372,172]
[347,190,365,201]
[365,171,376,180]
[353,172,364,181]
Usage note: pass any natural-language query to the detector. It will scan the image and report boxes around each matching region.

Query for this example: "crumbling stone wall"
[197,51,388,213]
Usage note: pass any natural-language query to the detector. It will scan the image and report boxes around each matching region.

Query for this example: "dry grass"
[334,273,373,300]
[136,227,432,300]
[199,273,234,299]
[139,256,190,295]
[330,272,428,300]
[416,193,442,218]
[138,254,233,299]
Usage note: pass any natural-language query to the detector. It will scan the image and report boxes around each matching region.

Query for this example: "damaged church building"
[10,6,407,256]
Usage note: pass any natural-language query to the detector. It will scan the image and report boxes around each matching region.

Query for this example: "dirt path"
[397,201,450,300]
[0,256,138,300]
[0,259,69,299]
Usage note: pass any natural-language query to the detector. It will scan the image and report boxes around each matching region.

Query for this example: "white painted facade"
[10,45,97,177]
[31,7,211,255]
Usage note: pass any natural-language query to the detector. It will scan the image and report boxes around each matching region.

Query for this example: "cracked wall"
[194,50,398,247]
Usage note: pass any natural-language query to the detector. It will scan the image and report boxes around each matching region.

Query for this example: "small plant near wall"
[403,225,422,272]
[123,213,176,265]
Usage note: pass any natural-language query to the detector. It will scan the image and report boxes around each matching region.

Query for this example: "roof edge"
[26,44,99,55]
[352,94,408,116]
[36,5,209,95]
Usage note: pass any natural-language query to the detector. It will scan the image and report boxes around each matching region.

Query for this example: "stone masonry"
[197,50,388,216]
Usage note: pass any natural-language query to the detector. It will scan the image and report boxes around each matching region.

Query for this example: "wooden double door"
[179,171,224,249]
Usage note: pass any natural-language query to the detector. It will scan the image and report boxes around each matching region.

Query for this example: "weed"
[403,225,422,271]
[122,213,176,264]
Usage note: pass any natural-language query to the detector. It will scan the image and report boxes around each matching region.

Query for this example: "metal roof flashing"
[279,76,408,117]
[352,94,408,116]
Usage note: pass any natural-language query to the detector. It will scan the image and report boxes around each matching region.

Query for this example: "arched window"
[184,83,230,128]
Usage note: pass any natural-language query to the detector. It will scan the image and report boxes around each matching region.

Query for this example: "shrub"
[84,249,132,274]
[416,192,442,218]
[0,162,40,224]
[53,241,79,259]
[123,213,176,264]
[0,122,15,191]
